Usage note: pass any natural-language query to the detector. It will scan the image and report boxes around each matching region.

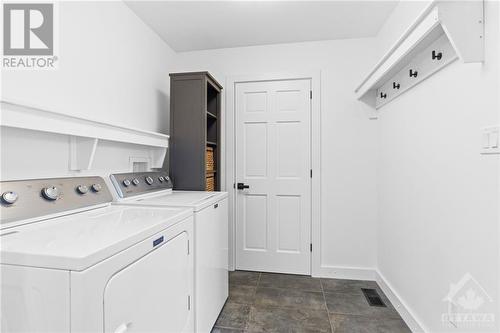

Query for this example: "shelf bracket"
[149,147,168,169]
[438,0,484,63]
[69,137,98,171]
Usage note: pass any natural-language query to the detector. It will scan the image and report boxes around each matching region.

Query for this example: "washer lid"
[134,191,228,211]
[0,205,192,271]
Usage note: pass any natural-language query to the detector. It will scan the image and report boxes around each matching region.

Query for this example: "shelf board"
[207,111,217,119]
[1,100,169,147]
[355,0,484,110]
[1,100,169,170]
[206,141,217,146]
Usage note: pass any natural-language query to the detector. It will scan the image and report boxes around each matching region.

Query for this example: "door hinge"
[310,243,313,252]
[310,169,312,178]
[310,90,312,99]
[188,295,191,310]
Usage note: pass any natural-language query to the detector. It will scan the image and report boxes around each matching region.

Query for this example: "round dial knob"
[2,191,18,204]
[91,183,102,192]
[123,179,131,187]
[165,176,170,182]
[158,176,164,183]
[132,178,140,186]
[42,186,60,201]
[145,176,154,185]
[76,185,89,194]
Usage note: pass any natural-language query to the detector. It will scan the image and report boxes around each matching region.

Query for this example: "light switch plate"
[481,126,500,154]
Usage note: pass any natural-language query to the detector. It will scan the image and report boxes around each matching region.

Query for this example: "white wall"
[1,1,176,180]
[3,4,499,332]
[375,1,499,332]
[374,1,431,59]
[175,38,380,277]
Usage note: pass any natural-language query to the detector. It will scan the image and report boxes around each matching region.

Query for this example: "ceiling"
[125,1,398,52]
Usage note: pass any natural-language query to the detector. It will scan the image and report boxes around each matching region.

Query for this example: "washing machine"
[0,176,194,333]
[109,171,228,333]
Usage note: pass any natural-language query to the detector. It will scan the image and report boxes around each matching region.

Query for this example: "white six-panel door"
[235,79,311,275]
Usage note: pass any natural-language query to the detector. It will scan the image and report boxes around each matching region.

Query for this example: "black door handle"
[237,183,250,190]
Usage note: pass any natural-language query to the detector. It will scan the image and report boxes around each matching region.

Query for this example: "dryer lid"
[132,191,228,211]
[0,205,192,271]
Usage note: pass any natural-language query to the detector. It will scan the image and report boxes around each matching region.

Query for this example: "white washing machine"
[0,176,194,333]
[109,172,228,333]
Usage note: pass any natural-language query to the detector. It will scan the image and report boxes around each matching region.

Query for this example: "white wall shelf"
[1,101,169,170]
[355,0,484,110]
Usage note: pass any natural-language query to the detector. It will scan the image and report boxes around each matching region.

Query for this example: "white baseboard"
[313,266,426,333]
[232,264,426,332]
[314,265,377,280]
[376,270,427,333]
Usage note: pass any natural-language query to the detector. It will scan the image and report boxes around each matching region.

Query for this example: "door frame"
[224,71,321,276]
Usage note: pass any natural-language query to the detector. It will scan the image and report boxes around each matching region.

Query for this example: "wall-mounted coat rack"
[355,0,484,110]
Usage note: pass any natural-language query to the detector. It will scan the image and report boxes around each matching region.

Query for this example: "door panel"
[104,232,191,333]
[244,122,268,177]
[277,195,301,253]
[235,79,311,275]
[243,194,268,250]
[276,121,302,178]
[244,91,267,113]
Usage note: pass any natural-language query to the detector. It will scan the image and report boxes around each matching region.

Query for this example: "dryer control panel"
[0,176,113,228]
[110,172,173,198]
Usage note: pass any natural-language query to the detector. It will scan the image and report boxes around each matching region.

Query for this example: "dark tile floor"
[212,271,411,333]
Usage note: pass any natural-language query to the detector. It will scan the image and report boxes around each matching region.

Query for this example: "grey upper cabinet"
[169,72,222,191]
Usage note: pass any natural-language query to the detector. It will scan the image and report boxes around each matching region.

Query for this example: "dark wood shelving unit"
[169,71,222,191]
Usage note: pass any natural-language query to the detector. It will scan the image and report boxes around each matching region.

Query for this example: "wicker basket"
[206,173,215,191]
[206,147,215,172]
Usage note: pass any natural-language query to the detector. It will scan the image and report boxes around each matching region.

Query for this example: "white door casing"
[235,79,311,275]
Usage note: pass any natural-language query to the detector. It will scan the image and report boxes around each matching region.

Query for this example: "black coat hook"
[409,69,418,78]
[432,50,443,60]
[393,82,400,89]
[380,92,387,99]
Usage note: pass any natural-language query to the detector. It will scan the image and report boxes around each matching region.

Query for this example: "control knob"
[123,179,131,187]
[91,183,102,192]
[158,176,164,182]
[145,176,154,185]
[132,178,140,186]
[1,191,18,205]
[76,185,89,194]
[42,186,60,201]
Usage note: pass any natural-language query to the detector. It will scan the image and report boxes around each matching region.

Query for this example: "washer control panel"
[110,172,172,198]
[0,176,113,227]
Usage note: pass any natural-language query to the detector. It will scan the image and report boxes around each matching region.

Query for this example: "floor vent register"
[361,288,386,307]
